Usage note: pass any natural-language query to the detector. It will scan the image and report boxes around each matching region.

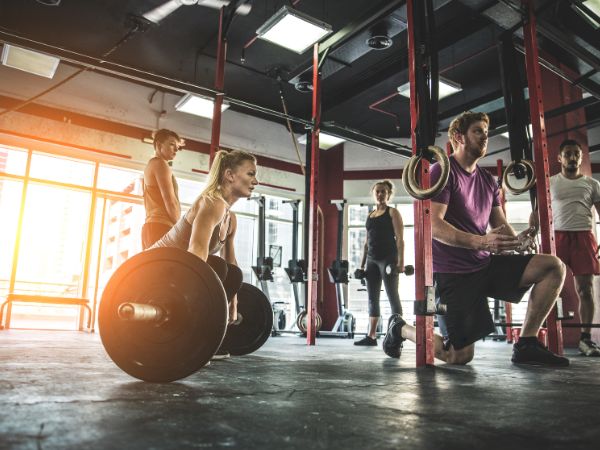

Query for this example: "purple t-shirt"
[429,156,500,273]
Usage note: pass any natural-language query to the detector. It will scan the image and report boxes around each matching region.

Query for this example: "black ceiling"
[0,0,599,150]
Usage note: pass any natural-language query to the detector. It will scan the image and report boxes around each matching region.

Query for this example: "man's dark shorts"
[434,254,535,350]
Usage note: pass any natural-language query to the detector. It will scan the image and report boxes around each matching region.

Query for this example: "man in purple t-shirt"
[384,111,569,367]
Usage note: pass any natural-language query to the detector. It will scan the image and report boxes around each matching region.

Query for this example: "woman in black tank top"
[354,180,405,346]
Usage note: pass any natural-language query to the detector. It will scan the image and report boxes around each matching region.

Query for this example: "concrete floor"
[1,330,599,450]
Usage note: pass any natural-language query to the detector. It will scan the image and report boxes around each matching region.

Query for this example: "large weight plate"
[221,283,273,356]
[99,248,228,382]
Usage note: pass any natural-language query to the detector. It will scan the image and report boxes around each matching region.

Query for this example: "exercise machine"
[320,199,355,338]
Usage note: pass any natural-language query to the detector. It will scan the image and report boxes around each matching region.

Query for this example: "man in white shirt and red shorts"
[550,139,600,356]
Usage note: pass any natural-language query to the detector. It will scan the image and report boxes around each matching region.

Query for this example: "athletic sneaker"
[211,349,230,360]
[354,336,377,346]
[511,339,569,367]
[382,314,406,358]
[578,339,600,356]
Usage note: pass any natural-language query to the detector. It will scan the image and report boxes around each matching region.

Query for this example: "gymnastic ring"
[401,145,450,200]
[502,159,536,195]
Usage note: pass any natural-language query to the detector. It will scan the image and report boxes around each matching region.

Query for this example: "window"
[0,146,28,175]
[175,177,205,206]
[97,165,143,195]
[0,179,23,297]
[30,151,95,186]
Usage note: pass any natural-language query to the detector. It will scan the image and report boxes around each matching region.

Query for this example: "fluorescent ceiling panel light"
[256,6,332,54]
[397,77,462,100]
[175,94,229,119]
[571,0,600,28]
[298,132,345,150]
[1,44,59,78]
[584,0,600,17]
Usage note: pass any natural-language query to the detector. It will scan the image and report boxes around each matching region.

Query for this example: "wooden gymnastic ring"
[502,159,536,195]
[402,145,450,200]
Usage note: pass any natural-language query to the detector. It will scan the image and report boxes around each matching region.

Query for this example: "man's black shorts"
[434,254,535,351]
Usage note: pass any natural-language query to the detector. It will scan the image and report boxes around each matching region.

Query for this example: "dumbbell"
[385,264,415,276]
[99,247,273,383]
[353,268,367,280]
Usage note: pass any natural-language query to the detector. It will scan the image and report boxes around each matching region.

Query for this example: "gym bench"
[0,294,92,331]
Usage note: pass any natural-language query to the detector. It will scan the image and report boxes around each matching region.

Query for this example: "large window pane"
[0,180,23,297]
[233,197,258,215]
[101,198,145,274]
[265,195,302,222]
[349,204,369,226]
[30,152,95,186]
[396,203,415,226]
[91,199,146,316]
[97,165,143,195]
[176,177,205,206]
[233,215,256,283]
[13,184,92,296]
[0,146,28,175]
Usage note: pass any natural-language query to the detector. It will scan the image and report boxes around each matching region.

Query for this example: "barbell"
[98,248,273,383]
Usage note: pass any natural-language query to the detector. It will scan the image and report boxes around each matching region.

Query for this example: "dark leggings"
[207,255,243,302]
[365,256,402,317]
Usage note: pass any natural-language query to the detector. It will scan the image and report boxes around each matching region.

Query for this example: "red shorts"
[555,230,600,276]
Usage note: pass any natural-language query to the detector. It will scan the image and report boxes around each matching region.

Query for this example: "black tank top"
[366,206,397,259]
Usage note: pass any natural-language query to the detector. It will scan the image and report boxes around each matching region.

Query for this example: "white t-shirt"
[550,173,600,231]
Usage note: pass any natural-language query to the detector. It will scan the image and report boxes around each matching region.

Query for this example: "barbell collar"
[118,302,167,323]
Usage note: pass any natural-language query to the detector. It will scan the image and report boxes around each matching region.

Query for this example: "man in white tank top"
[550,139,600,356]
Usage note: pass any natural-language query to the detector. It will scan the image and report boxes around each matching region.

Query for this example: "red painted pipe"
[210,8,227,166]
[522,0,563,354]
[406,0,435,367]
[307,43,322,346]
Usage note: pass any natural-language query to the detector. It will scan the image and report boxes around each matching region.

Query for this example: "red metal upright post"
[522,0,563,354]
[307,43,322,345]
[210,8,227,166]
[406,0,435,367]
[497,159,513,343]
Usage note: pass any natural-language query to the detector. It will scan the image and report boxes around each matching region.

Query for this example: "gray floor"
[1,330,599,450]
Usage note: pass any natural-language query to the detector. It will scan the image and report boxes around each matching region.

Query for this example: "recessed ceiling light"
[175,94,229,119]
[298,132,345,150]
[256,6,332,54]
[1,44,60,79]
[397,77,462,100]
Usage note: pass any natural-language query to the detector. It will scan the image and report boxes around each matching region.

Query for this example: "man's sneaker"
[511,339,569,367]
[382,314,406,358]
[211,348,230,360]
[578,339,600,356]
[354,336,377,346]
